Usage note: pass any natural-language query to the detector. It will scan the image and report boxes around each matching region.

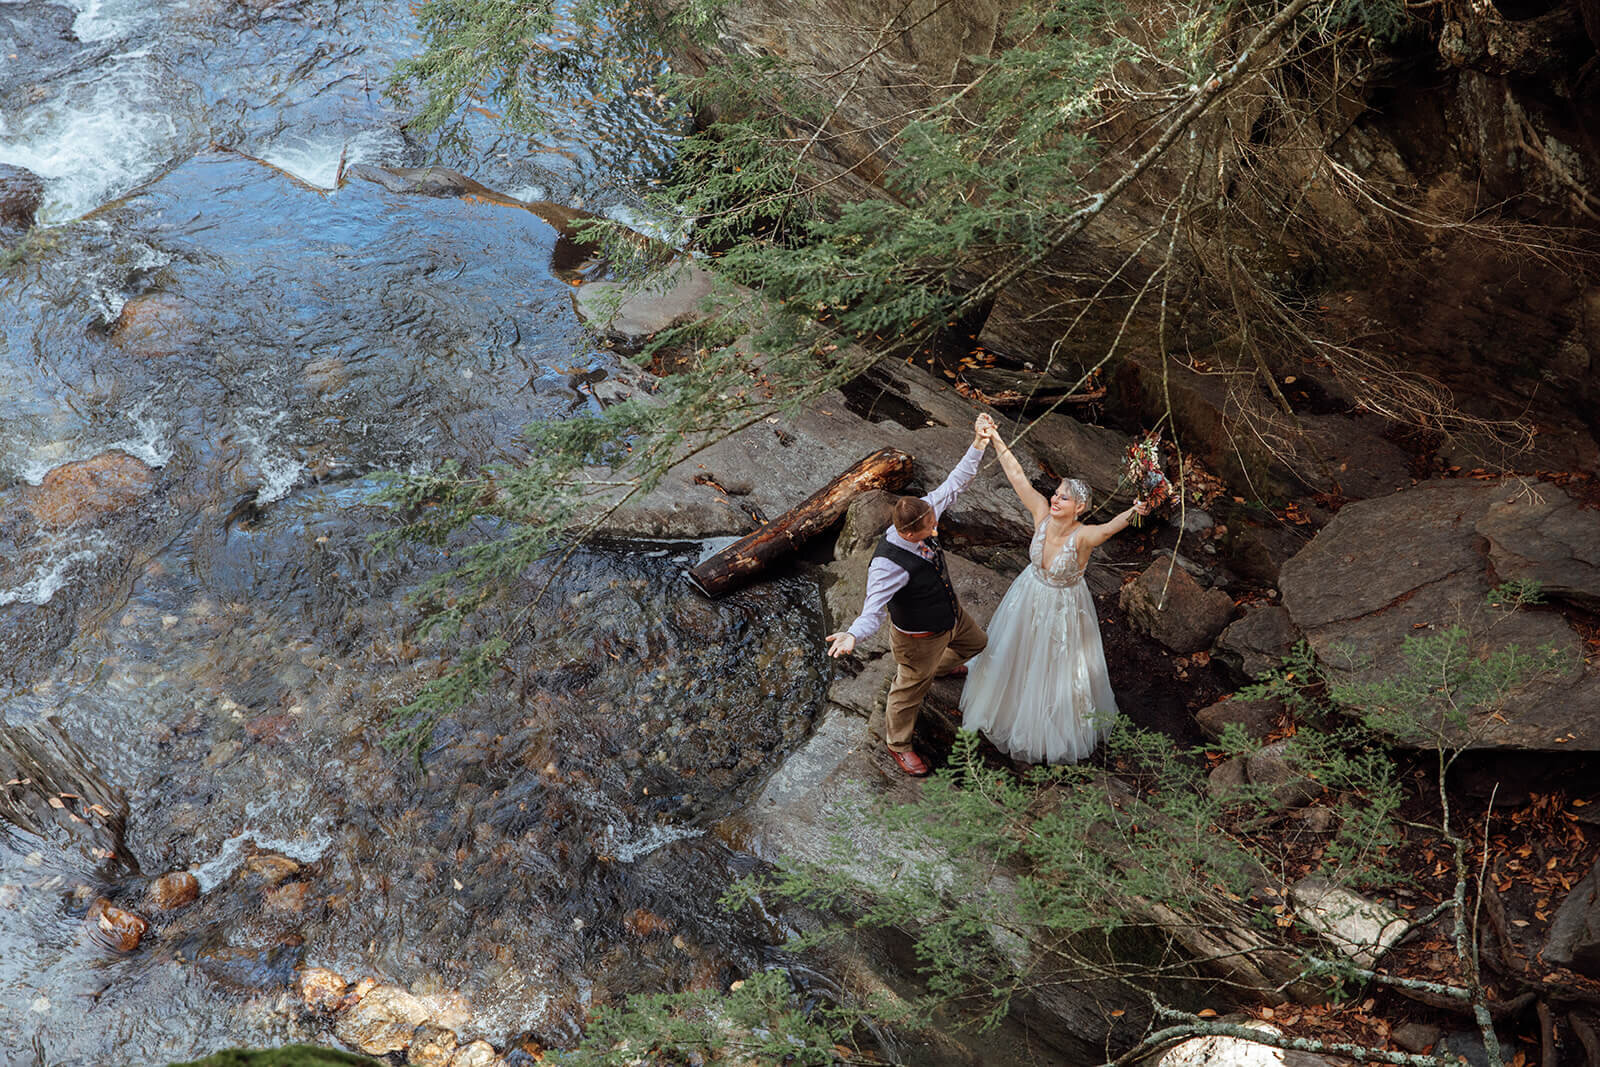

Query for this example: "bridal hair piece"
[1059,478,1091,509]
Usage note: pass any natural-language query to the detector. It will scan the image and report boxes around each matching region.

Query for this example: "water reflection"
[0,0,828,1061]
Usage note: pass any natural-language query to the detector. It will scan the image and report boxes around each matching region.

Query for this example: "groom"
[825,415,995,775]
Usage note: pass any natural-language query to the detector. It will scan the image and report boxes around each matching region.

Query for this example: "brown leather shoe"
[890,748,930,776]
[937,664,969,679]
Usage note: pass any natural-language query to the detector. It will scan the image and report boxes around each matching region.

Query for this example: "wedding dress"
[959,520,1118,764]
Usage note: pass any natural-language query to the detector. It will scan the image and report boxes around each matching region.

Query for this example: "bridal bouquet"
[1124,431,1172,524]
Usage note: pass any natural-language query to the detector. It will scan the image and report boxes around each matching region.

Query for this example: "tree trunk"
[687,448,913,596]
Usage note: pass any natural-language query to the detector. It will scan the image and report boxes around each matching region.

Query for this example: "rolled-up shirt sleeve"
[925,444,984,518]
[846,555,909,642]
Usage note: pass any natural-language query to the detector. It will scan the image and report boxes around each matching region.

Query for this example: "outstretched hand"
[973,413,997,449]
[1133,498,1152,516]
[825,631,856,658]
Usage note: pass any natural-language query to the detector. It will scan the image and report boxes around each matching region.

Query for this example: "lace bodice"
[1030,521,1086,588]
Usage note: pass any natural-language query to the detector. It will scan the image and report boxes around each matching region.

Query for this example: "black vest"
[874,536,959,633]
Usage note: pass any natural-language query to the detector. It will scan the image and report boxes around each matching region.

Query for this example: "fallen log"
[688,447,913,597]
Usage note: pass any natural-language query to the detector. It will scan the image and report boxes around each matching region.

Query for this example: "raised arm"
[985,424,1049,525]
[1078,499,1153,550]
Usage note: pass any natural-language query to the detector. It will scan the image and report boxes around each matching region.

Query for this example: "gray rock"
[1194,696,1283,743]
[1247,740,1320,810]
[1207,757,1248,800]
[1544,855,1600,978]
[0,163,45,229]
[1289,806,1336,833]
[574,259,721,346]
[1431,1032,1492,1067]
[1278,478,1597,750]
[834,490,897,559]
[1289,876,1408,967]
[1391,1022,1442,1054]
[1477,486,1600,611]
[1119,560,1236,654]
[1005,411,1133,502]
[1298,413,1414,501]
[1215,606,1299,682]
[1222,519,1313,585]
[1280,480,1497,631]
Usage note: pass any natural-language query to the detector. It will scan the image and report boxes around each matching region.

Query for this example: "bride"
[960,417,1150,764]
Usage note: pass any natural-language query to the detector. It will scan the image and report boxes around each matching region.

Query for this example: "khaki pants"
[884,606,987,752]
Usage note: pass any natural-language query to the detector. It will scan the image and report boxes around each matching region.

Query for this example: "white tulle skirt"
[959,566,1118,764]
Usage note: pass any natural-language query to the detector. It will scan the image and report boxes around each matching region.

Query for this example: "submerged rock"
[334,984,432,1055]
[26,450,156,529]
[87,898,149,952]
[446,1041,499,1067]
[333,983,476,1058]
[110,292,200,357]
[147,870,201,910]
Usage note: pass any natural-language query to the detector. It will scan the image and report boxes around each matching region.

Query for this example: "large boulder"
[574,259,721,348]
[1544,855,1600,978]
[1004,411,1133,503]
[1279,479,1598,750]
[1214,605,1298,682]
[0,163,46,230]
[1476,486,1600,611]
[1119,558,1236,654]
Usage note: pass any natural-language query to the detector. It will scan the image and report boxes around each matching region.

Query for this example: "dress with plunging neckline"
[958,518,1119,763]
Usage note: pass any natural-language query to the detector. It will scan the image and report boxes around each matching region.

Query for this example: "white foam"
[69,0,154,42]
[106,400,174,471]
[10,398,173,486]
[603,203,688,246]
[507,184,549,204]
[258,128,407,191]
[237,406,304,505]
[0,56,189,222]
[0,531,110,607]
[605,822,703,863]
[193,829,334,892]
[93,242,175,323]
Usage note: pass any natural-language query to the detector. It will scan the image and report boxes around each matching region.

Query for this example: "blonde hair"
[1058,478,1091,509]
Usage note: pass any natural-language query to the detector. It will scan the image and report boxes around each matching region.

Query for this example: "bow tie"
[922,536,941,556]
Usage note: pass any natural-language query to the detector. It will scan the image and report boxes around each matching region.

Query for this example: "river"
[0,0,831,1061]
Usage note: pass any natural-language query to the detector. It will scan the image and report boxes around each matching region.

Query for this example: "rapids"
[0,1,828,1061]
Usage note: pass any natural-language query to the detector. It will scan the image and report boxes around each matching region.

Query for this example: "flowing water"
[0,1,829,1061]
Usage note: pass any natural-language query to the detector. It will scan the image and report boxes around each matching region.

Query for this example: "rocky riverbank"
[570,247,1600,1062]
